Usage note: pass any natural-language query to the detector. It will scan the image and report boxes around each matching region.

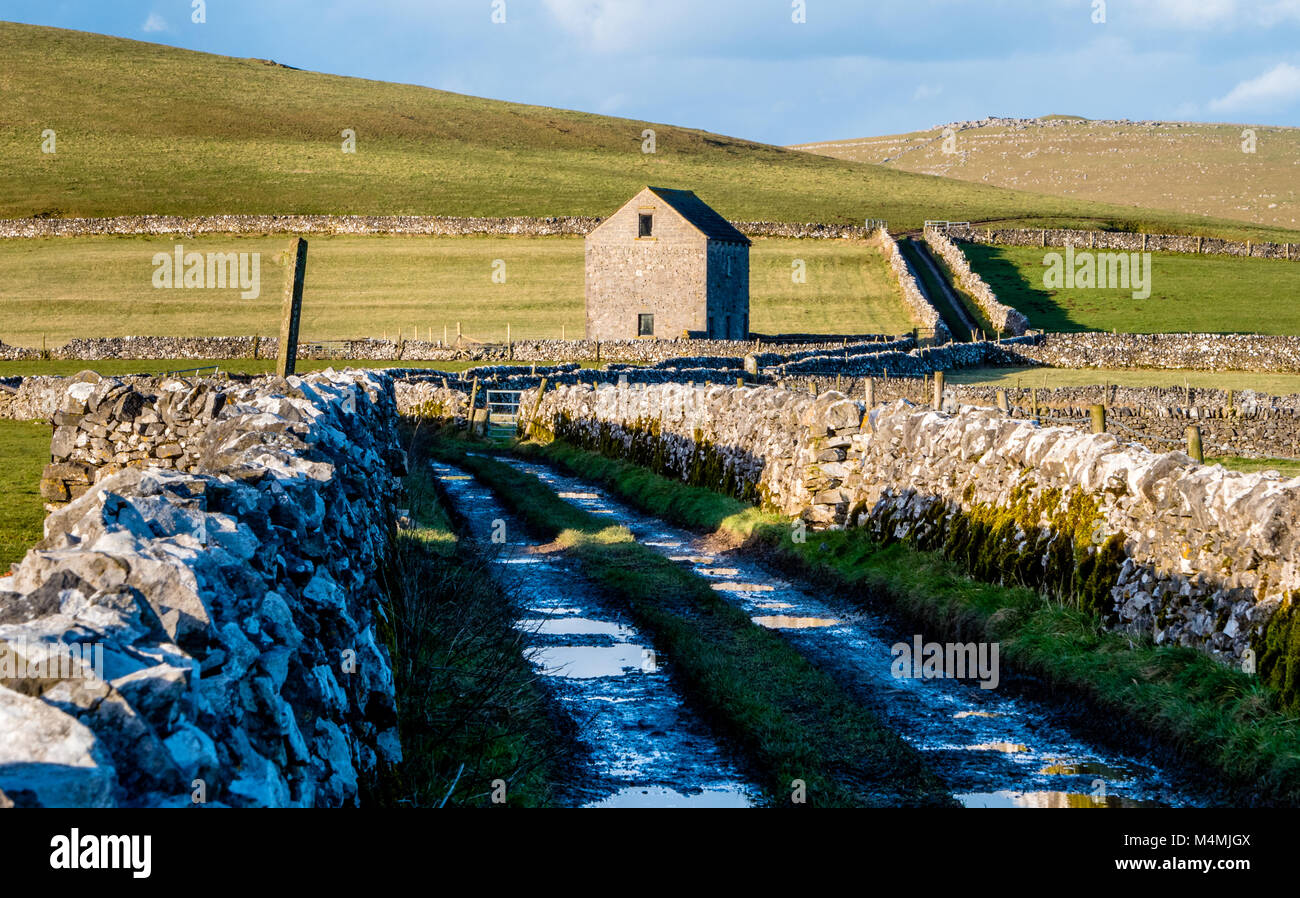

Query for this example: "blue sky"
[5,0,1300,144]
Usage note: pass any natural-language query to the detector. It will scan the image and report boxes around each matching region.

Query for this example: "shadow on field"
[961,244,1090,333]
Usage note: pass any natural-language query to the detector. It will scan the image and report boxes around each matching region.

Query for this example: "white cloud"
[912,83,943,101]
[1138,0,1300,29]
[1209,62,1300,112]
[142,13,167,33]
[541,0,686,53]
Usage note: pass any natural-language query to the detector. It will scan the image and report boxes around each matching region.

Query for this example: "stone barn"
[585,186,751,340]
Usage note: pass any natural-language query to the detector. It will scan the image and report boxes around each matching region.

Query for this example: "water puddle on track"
[431,461,762,808]
[502,457,1206,809]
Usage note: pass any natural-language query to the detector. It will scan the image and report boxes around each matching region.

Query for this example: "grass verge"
[519,438,1300,806]
[367,430,571,807]
[431,437,953,807]
[0,420,50,571]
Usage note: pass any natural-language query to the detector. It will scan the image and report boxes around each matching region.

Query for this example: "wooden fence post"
[466,377,479,433]
[932,370,945,411]
[525,377,549,440]
[996,389,1009,413]
[1089,404,1106,434]
[1186,425,1204,463]
[865,378,875,409]
[276,237,308,377]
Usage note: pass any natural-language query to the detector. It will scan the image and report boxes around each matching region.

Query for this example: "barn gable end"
[585,187,750,340]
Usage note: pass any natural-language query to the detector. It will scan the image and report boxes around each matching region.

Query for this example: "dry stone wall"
[924,228,1031,335]
[525,382,1300,675]
[1008,332,1300,372]
[0,335,900,365]
[0,214,874,241]
[39,374,239,504]
[769,338,1031,378]
[11,331,1300,373]
[0,370,404,807]
[944,224,1300,261]
[759,377,1300,460]
[0,376,66,421]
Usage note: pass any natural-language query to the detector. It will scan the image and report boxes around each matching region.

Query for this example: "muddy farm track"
[432,453,1210,809]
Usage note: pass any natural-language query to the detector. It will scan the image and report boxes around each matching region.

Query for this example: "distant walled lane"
[901,237,979,342]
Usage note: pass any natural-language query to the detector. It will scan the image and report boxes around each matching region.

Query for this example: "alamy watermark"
[1042,246,1152,300]
[152,244,261,299]
[50,829,150,879]
[891,635,1000,690]
[1,637,104,681]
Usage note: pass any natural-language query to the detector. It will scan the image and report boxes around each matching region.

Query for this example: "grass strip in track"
[432,438,954,807]
[518,438,1300,807]
[368,430,571,807]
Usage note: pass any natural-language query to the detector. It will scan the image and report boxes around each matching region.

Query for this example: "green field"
[0,235,912,346]
[949,366,1300,395]
[1211,456,1300,478]
[0,419,48,570]
[957,244,1300,334]
[2,22,1296,243]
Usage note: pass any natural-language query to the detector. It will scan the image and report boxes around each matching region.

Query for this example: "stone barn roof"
[644,187,752,245]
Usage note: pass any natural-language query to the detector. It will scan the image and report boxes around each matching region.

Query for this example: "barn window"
[638,313,654,336]
[638,213,653,238]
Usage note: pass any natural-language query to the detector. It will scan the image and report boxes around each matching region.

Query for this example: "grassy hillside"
[2,22,1296,242]
[958,243,1300,334]
[0,235,913,346]
[794,117,1300,232]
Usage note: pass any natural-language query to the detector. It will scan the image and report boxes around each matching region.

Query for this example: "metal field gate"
[485,390,523,440]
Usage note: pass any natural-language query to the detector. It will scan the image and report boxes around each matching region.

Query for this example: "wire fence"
[1030,405,1300,462]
